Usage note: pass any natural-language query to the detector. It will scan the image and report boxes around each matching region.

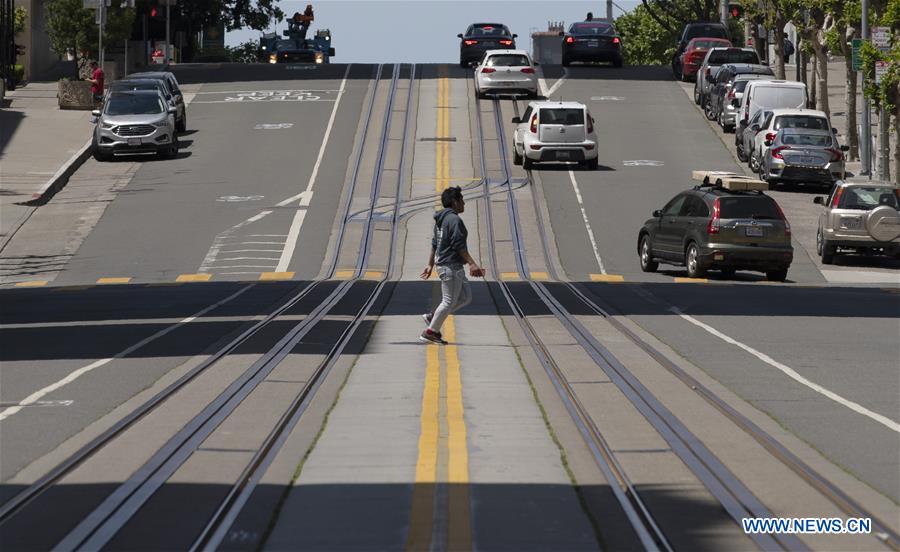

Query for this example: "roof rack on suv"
[691,170,768,192]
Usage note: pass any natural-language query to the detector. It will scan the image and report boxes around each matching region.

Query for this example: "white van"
[736,80,808,131]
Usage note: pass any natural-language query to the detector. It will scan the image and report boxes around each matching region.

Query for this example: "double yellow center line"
[407,68,472,552]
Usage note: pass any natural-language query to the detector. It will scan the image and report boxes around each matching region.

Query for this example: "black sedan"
[458,23,517,67]
[560,21,623,67]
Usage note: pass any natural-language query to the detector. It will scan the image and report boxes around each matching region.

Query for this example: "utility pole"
[98,0,104,67]
[720,0,727,24]
[165,0,170,64]
[860,0,871,177]
[606,0,612,21]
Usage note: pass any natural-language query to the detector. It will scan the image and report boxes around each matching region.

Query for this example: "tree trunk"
[810,40,829,117]
[809,50,817,106]
[894,106,899,185]
[799,46,807,87]
[838,28,859,161]
[773,16,786,80]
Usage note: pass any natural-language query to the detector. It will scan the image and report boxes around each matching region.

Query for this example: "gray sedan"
[759,128,847,188]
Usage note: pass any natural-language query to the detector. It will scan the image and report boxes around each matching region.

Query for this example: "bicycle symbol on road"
[224,91,322,102]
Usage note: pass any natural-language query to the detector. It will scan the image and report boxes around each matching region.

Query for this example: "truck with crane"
[259,4,335,64]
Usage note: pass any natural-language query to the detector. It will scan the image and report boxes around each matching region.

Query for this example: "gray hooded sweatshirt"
[432,208,468,267]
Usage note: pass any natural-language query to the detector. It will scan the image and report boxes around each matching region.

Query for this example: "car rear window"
[718,196,781,219]
[781,133,831,146]
[692,39,730,49]
[708,50,760,64]
[753,86,806,109]
[571,23,615,35]
[733,80,751,92]
[686,25,728,40]
[486,54,530,67]
[839,187,900,209]
[470,24,510,37]
[774,115,828,131]
[111,82,158,92]
[540,108,584,125]
[105,94,164,116]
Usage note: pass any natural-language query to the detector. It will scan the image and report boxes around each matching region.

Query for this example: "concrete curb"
[20,137,93,207]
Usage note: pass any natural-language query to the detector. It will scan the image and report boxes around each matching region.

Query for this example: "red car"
[679,37,732,80]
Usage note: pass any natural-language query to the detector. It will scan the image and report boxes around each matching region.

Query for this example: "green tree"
[616,4,676,65]
[46,0,135,73]
[14,6,27,35]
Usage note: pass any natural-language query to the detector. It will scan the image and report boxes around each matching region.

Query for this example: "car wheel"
[92,147,110,162]
[176,114,186,133]
[704,100,716,121]
[685,242,706,278]
[513,146,523,166]
[817,229,835,264]
[720,268,736,278]
[693,84,700,105]
[765,268,788,282]
[523,157,534,170]
[585,157,598,170]
[562,56,571,67]
[639,235,658,272]
[749,152,759,172]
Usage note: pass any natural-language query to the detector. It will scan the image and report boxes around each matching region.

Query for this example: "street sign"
[875,61,889,84]
[872,27,890,51]
[852,38,863,71]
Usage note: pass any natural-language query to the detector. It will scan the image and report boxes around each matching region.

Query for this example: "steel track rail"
[192,64,418,550]
[487,97,808,551]
[471,91,669,551]
[43,64,412,551]
[0,63,388,526]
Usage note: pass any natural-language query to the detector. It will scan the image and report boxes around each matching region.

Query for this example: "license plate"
[556,151,571,160]
[799,157,814,164]
[587,41,599,47]
[840,217,861,229]
[745,227,764,237]
[127,138,141,146]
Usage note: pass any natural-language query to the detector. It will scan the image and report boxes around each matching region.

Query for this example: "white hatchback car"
[475,49,539,98]
[511,101,598,170]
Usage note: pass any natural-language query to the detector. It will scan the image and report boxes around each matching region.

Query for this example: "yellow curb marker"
[363,270,384,280]
[14,281,48,287]
[96,277,132,285]
[590,273,624,282]
[333,269,355,280]
[175,273,212,283]
[530,271,549,281]
[500,272,520,281]
[674,277,708,283]
[259,271,294,281]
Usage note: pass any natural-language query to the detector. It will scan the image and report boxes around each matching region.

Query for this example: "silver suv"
[814,181,900,264]
[92,90,179,161]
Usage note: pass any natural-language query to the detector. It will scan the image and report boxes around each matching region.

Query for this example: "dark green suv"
[637,183,794,281]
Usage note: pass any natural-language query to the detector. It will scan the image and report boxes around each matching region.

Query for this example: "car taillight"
[520,67,535,73]
[613,37,620,45]
[726,88,735,101]
[481,67,496,73]
[499,39,513,46]
[530,113,537,134]
[464,40,477,46]
[771,146,790,159]
[587,117,593,134]
[707,198,721,234]
[565,36,574,44]
[831,186,844,208]
[773,201,791,236]
[765,132,776,143]
[825,148,842,162]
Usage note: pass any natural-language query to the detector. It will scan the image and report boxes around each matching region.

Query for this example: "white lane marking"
[220,249,283,253]
[568,170,606,275]
[544,68,569,97]
[0,400,73,408]
[820,270,900,284]
[274,63,351,273]
[276,190,313,208]
[220,257,280,261]
[193,99,335,104]
[0,286,253,422]
[673,307,900,434]
[198,211,275,272]
[623,160,664,166]
[591,95,625,101]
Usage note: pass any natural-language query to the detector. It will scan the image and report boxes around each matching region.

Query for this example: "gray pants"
[429,264,472,333]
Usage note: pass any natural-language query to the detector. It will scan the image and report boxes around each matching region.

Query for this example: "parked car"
[678,37,732,81]
[759,128,848,187]
[127,71,186,132]
[474,50,539,98]
[107,78,174,106]
[707,63,773,127]
[637,181,793,281]
[814,181,900,264]
[458,23,517,68]
[746,108,835,173]
[560,20,623,67]
[511,101,598,170]
[694,47,760,107]
[672,22,730,78]
[91,90,179,161]
[734,80,807,150]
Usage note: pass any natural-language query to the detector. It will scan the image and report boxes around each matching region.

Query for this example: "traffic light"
[728,2,743,18]
[150,0,160,18]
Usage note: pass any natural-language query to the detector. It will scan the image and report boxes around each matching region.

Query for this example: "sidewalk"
[0,82,94,251]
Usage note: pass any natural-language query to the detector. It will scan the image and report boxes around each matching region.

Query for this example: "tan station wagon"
[814,181,900,264]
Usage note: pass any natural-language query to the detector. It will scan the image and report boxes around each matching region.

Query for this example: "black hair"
[586,11,593,20]
[441,186,463,208]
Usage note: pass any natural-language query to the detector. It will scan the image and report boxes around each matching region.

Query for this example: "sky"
[225,0,641,63]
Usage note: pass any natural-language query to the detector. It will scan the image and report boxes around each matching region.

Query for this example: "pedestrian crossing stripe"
[97,277,132,284]
[259,272,294,281]
[176,273,212,282]
[674,277,708,283]
[14,281,48,287]
[590,274,624,282]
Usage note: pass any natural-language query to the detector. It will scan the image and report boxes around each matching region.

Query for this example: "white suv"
[511,101,598,170]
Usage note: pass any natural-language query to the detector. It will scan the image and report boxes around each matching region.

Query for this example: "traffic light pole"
[860,0,871,177]
[165,0,170,64]
[720,0,727,25]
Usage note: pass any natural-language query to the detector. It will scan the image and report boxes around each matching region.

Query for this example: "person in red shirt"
[85,61,104,106]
